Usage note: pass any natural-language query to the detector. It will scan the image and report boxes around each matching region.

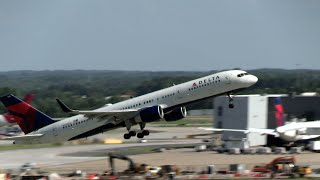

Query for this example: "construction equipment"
[108,153,137,175]
[252,156,311,177]
[108,152,153,176]
[252,156,295,173]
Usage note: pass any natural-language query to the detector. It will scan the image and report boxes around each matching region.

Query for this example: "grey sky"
[0,0,319,71]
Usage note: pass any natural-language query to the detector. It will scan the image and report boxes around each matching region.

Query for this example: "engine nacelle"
[136,105,164,123]
[164,107,187,121]
[297,128,307,135]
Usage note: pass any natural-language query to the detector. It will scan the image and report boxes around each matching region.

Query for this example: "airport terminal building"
[213,94,320,147]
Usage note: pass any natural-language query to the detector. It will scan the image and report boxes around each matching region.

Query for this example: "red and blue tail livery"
[274,97,285,127]
[0,94,55,134]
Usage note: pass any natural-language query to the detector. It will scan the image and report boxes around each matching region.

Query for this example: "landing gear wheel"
[129,131,136,136]
[123,133,131,139]
[137,133,144,139]
[228,104,234,109]
[142,130,150,136]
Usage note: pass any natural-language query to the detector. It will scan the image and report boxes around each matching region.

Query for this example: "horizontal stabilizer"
[3,134,43,141]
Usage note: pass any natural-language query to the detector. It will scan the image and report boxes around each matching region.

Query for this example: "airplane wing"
[56,99,138,120]
[198,127,249,133]
[198,127,279,137]
[247,128,279,137]
[276,121,320,135]
[2,134,43,141]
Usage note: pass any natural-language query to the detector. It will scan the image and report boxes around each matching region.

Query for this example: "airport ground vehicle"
[252,156,311,177]
[309,140,320,152]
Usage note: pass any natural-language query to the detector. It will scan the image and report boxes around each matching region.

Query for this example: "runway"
[3,126,320,173]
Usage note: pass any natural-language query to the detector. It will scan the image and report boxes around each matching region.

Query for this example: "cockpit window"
[237,73,249,77]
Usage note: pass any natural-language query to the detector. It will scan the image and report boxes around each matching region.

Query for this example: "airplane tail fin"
[0,94,55,134]
[274,97,285,127]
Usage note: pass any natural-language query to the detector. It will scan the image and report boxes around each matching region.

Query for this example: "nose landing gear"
[227,93,234,109]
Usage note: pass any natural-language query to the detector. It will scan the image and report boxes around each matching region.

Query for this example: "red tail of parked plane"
[1,94,55,134]
[0,93,35,127]
[274,97,285,127]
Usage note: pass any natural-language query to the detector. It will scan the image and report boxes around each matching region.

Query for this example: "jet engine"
[296,128,307,135]
[164,107,187,121]
[135,105,164,123]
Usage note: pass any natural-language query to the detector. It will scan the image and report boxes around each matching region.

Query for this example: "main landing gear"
[137,130,150,139]
[123,122,150,139]
[123,131,136,139]
[227,93,234,109]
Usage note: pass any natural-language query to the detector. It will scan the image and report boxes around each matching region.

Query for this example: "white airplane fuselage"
[276,121,320,142]
[0,115,8,127]
[15,70,258,144]
[0,115,15,127]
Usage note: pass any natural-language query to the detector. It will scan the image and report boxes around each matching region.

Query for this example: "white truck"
[309,141,320,152]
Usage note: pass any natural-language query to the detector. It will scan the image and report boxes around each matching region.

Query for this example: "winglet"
[56,99,73,113]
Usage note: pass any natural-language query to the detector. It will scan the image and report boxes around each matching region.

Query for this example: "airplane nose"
[246,75,258,86]
[251,75,258,84]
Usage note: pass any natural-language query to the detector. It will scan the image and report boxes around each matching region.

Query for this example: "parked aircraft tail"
[0,94,55,134]
[1,93,35,124]
[274,97,285,127]
[23,93,34,104]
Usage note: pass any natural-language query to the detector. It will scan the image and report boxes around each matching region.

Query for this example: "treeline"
[0,69,319,117]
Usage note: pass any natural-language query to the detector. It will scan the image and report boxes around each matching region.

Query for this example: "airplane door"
[52,126,58,137]
[175,86,188,104]
[175,87,184,102]
[225,75,231,85]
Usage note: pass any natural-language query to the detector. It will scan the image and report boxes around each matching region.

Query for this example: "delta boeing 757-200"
[0,70,258,144]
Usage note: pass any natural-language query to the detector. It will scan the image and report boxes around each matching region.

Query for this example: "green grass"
[91,147,157,157]
[151,116,213,127]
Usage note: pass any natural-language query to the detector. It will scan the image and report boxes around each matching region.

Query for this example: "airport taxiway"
[0,139,202,170]
[0,126,204,170]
